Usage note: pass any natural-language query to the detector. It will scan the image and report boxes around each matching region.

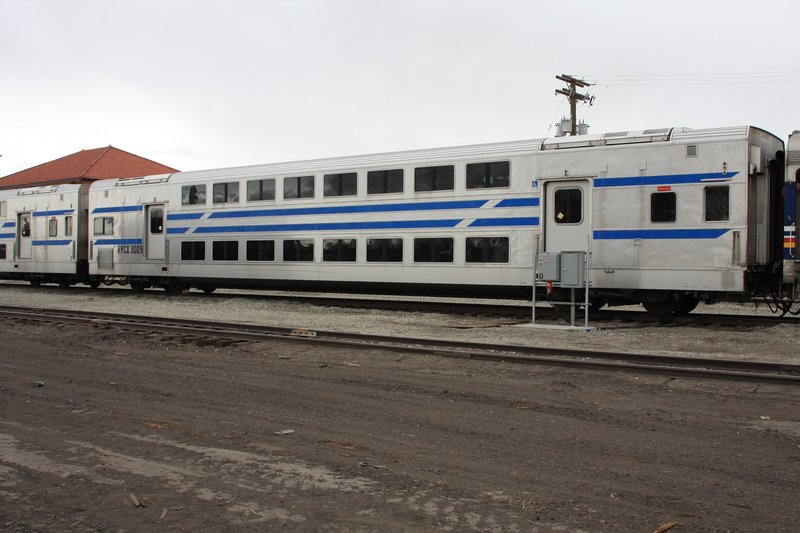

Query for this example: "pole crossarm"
[555,74,594,135]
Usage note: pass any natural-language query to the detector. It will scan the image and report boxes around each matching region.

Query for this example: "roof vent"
[602,131,629,138]
[643,128,671,135]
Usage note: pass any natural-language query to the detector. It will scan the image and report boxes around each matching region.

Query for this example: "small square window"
[651,192,677,223]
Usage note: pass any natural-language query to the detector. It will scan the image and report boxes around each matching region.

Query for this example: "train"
[1,124,798,316]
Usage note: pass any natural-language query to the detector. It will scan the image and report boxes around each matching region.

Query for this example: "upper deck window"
[182,185,206,205]
[367,169,403,194]
[284,176,315,199]
[415,165,454,192]
[247,178,276,202]
[213,182,239,203]
[466,161,510,189]
[324,173,357,197]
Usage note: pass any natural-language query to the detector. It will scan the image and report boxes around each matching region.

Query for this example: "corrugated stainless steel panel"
[670,126,749,142]
[787,150,800,165]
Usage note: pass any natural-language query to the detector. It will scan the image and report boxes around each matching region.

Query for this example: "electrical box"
[559,251,585,288]
[536,253,560,281]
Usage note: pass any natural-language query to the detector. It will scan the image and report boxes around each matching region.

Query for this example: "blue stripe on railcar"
[495,198,539,207]
[593,229,729,239]
[2,221,17,228]
[468,217,539,227]
[92,206,144,214]
[94,238,144,245]
[168,213,204,220]
[190,219,463,234]
[0,232,15,239]
[32,240,72,246]
[594,172,737,188]
[32,209,75,217]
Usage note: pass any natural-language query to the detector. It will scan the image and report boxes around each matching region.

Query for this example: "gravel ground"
[1,282,800,532]
[0,282,798,363]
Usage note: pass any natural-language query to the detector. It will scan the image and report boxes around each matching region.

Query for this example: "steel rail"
[2,282,799,327]
[1,305,799,384]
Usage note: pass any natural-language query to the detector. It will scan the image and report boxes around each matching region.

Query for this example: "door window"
[553,188,582,224]
[150,207,164,234]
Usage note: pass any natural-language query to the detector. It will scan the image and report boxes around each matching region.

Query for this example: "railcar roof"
[90,125,759,189]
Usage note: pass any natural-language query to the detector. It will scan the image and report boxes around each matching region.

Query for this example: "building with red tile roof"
[0,146,179,190]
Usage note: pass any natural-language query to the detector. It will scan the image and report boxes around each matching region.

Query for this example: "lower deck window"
[367,238,403,262]
[212,241,238,261]
[284,239,314,261]
[466,237,509,263]
[181,241,206,260]
[246,240,275,261]
[414,237,453,262]
[323,239,356,262]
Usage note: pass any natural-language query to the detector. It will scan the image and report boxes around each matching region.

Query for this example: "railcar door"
[544,180,591,253]
[145,204,166,260]
[17,212,32,259]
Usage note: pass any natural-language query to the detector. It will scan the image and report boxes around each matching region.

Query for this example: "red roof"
[0,146,179,189]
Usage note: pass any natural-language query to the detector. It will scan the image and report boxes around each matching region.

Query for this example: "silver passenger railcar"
[2,125,797,315]
[0,184,91,286]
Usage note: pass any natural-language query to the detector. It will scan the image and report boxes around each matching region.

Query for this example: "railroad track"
[2,305,799,385]
[3,282,798,328]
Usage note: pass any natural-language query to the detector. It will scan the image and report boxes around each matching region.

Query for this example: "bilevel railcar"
[0,184,92,287]
[2,125,798,315]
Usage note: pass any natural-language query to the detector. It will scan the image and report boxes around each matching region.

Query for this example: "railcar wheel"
[59,281,71,289]
[130,281,147,292]
[642,300,675,317]
[201,287,216,295]
[88,279,102,289]
[29,279,41,288]
[163,282,187,295]
[673,296,699,315]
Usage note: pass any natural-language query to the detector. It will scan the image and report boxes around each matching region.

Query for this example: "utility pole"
[555,74,594,135]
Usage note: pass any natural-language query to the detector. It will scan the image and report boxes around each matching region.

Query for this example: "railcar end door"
[17,212,32,259]
[543,180,591,253]
[145,205,166,260]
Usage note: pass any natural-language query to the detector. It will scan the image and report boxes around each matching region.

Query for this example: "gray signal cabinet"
[536,251,585,287]
[559,251,585,288]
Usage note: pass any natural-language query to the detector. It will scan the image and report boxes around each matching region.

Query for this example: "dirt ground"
[1,315,799,532]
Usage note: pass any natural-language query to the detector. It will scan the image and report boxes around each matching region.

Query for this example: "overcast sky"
[2,0,799,175]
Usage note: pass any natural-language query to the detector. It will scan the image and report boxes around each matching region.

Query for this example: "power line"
[581,71,800,87]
